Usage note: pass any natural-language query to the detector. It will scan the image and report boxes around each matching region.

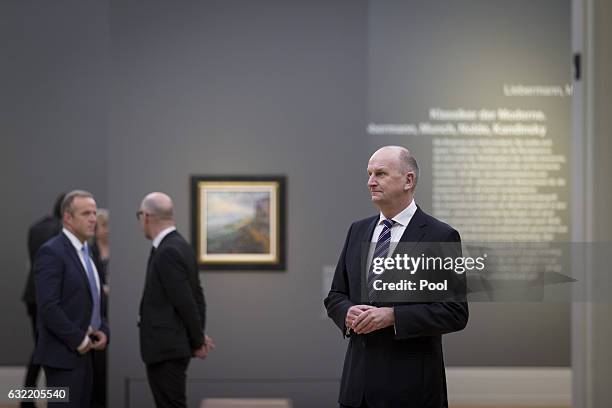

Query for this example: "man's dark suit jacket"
[139,230,206,365]
[324,207,468,408]
[22,215,62,306]
[32,232,110,369]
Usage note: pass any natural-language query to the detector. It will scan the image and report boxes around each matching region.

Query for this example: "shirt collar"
[378,199,417,227]
[62,227,87,252]
[152,226,176,249]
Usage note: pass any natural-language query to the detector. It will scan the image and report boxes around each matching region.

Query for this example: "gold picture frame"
[190,176,286,270]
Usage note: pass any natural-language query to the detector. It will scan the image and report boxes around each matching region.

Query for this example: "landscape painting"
[191,176,286,270]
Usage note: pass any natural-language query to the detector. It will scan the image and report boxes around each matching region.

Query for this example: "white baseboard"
[0,366,571,406]
[446,367,571,406]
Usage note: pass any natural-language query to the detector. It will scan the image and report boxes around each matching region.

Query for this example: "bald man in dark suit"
[137,192,214,408]
[325,146,468,408]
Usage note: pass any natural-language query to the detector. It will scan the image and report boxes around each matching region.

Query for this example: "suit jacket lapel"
[140,245,158,317]
[357,216,380,298]
[361,215,379,266]
[398,206,428,250]
[141,231,176,317]
[379,207,429,286]
[60,233,93,302]
[146,247,156,269]
[362,216,379,243]
[359,210,428,275]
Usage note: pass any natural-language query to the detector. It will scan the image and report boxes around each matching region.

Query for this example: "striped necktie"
[367,219,395,302]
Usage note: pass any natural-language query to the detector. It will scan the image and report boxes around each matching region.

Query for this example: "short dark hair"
[61,190,94,215]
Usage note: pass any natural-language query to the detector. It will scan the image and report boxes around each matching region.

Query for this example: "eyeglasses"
[136,210,158,220]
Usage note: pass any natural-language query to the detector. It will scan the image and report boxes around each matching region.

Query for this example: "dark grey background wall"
[365,0,571,368]
[104,0,572,405]
[107,1,370,406]
[0,0,109,365]
[591,0,612,405]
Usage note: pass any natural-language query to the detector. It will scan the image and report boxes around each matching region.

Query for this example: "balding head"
[141,192,174,221]
[367,146,419,218]
[369,146,419,188]
[138,192,175,240]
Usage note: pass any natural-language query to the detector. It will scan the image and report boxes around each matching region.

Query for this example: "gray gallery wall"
[590,0,612,406]
[105,1,572,406]
[106,1,370,406]
[0,0,109,365]
[365,0,572,368]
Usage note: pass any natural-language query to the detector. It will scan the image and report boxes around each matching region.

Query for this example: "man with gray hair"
[325,146,468,407]
[33,190,109,407]
[137,192,214,408]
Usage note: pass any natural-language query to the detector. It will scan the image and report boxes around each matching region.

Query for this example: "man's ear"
[404,173,415,190]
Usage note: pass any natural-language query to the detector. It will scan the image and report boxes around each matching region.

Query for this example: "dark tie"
[82,244,101,330]
[147,246,156,267]
[367,219,395,302]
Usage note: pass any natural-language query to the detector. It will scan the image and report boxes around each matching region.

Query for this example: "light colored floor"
[0,402,570,407]
[0,404,46,408]
[451,404,571,407]
[0,405,572,408]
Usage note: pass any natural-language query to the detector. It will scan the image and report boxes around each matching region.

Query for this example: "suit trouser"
[43,353,93,408]
[22,304,41,408]
[146,357,190,408]
[91,349,107,408]
[340,398,369,408]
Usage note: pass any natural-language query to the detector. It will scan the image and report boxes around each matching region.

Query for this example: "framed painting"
[190,175,286,270]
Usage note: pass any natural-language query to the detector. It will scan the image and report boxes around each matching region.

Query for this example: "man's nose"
[367,175,376,186]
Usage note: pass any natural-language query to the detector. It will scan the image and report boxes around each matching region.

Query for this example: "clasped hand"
[345,305,394,334]
[78,329,107,354]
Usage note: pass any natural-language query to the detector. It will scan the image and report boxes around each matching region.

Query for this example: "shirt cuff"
[77,335,90,352]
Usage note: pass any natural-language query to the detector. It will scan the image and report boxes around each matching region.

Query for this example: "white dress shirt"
[366,199,418,270]
[364,200,418,335]
[62,228,101,351]
[152,226,176,248]
[62,228,101,292]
